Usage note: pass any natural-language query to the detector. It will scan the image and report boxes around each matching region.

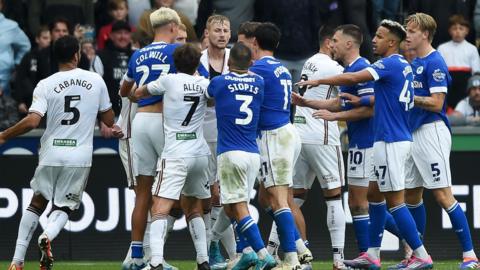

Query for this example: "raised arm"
[296,69,374,88]
[292,92,342,112]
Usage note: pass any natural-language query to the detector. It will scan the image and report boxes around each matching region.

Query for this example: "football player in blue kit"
[403,13,479,270]
[298,20,433,270]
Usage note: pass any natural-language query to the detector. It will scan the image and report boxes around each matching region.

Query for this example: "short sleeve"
[366,59,391,81]
[427,58,449,94]
[98,77,113,112]
[356,80,375,96]
[147,75,169,95]
[29,81,48,116]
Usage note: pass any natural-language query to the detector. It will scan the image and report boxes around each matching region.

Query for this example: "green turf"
[0,260,463,269]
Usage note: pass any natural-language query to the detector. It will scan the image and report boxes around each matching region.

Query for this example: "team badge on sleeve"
[432,69,446,82]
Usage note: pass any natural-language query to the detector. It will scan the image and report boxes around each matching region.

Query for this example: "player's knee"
[51,205,73,216]
[349,204,368,216]
[293,189,308,201]
[405,187,423,205]
[432,188,455,209]
[30,194,48,211]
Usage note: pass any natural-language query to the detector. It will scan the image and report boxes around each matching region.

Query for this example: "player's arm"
[133,77,168,101]
[414,93,445,113]
[312,106,373,122]
[292,92,342,111]
[120,79,135,97]
[100,109,115,128]
[0,113,42,144]
[296,69,374,88]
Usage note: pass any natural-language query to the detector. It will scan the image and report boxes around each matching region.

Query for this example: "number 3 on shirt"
[235,94,253,125]
[280,79,292,110]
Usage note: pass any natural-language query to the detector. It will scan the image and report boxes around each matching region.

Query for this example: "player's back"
[410,50,451,132]
[207,72,264,155]
[341,57,375,149]
[366,54,413,143]
[296,53,343,145]
[31,68,112,166]
[157,73,210,158]
[249,56,291,131]
[126,41,179,107]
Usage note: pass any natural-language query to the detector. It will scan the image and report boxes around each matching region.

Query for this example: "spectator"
[81,39,103,74]
[131,29,152,50]
[450,74,480,125]
[28,0,94,40]
[36,17,90,81]
[97,20,134,116]
[438,14,480,108]
[97,0,134,50]
[175,23,188,44]
[12,26,50,117]
[0,0,31,96]
[137,0,197,42]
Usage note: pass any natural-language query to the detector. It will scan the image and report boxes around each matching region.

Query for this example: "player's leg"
[405,150,427,241]
[414,122,478,268]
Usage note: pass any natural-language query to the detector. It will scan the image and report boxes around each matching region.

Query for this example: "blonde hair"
[405,13,437,42]
[150,7,181,29]
[206,14,230,29]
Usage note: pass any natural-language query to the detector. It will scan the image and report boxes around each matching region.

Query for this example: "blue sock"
[233,220,249,252]
[369,202,387,248]
[238,216,265,252]
[447,202,474,252]
[385,211,402,239]
[131,241,143,258]
[273,208,297,253]
[352,214,370,252]
[389,204,422,250]
[293,225,302,241]
[407,201,426,238]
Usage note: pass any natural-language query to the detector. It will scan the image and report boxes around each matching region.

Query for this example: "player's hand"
[296,79,320,88]
[111,125,124,138]
[312,109,337,121]
[291,92,306,106]
[100,122,113,138]
[339,92,361,106]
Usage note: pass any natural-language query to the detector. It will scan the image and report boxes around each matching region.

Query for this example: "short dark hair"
[229,42,252,70]
[318,25,335,46]
[173,43,201,75]
[334,24,363,46]
[253,22,281,51]
[449,14,470,29]
[238,21,261,38]
[36,25,50,38]
[54,35,80,63]
[380,19,406,42]
[49,17,71,34]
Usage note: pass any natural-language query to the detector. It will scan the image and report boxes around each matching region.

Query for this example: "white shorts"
[259,123,301,188]
[119,138,136,188]
[217,151,260,204]
[406,121,452,189]
[373,141,412,192]
[132,112,164,177]
[293,144,344,190]
[152,156,210,200]
[347,147,376,187]
[30,166,90,210]
[206,141,218,185]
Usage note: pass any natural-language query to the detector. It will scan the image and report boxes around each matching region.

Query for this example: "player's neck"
[343,52,360,66]
[319,47,332,58]
[207,46,225,60]
[58,62,77,71]
[256,49,273,59]
[416,43,434,58]
[153,33,173,44]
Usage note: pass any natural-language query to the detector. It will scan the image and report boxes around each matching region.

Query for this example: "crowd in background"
[1,0,480,130]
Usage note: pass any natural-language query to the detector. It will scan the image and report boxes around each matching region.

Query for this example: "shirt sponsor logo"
[176,132,197,140]
[372,61,385,69]
[294,116,306,124]
[53,139,77,147]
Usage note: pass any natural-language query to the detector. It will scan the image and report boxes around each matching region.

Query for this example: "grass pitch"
[0,260,463,269]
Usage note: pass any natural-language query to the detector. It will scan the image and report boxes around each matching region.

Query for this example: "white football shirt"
[294,53,343,145]
[29,68,112,167]
[147,73,210,158]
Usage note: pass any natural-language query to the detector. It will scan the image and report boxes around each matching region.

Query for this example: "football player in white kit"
[133,43,211,270]
[291,25,346,270]
[198,15,237,269]
[3,36,114,270]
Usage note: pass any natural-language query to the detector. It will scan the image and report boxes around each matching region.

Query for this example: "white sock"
[267,221,280,255]
[220,225,237,260]
[463,250,477,259]
[44,210,68,241]
[413,245,429,260]
[285,251,300,265]
[150,218,168,267]
[211,208,231,242]
[326,199,346,251]
[295,238,308,254]
[13,208,40,264]
[189,216,209,264]
[143,221,152,261]
[293,198,305,208]
[211,206,221,224]
[257,248,269,260]
[333,248,344,264]
[367,247,380,260]
[203,211,212,249]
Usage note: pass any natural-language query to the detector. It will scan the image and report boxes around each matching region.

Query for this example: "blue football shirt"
[340,57,375,149]
[409,50,451,132]
[365,54,414,143]
[126,42,178,107]
[249,56,292,131]
[206,72,265,155]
